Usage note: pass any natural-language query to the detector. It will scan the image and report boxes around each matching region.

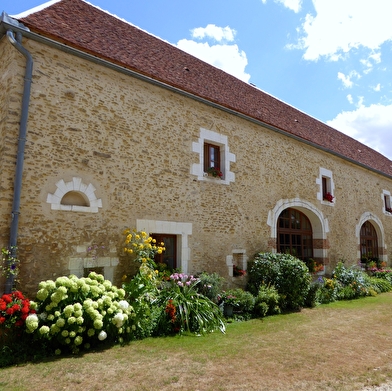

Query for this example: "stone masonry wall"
[1,36,392,296]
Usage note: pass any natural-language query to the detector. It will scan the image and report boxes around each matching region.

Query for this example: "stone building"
[1,0,392,295]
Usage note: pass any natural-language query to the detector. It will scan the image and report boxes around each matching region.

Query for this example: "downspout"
[4,30,33,293]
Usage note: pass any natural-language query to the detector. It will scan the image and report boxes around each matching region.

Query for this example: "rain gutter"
[1,14,33,293]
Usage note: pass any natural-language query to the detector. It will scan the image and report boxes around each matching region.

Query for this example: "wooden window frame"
[360,221,379,261]
[277,208,314,261]
[204,142,221,172]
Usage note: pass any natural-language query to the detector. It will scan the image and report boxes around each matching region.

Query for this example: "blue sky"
[3,0,392,159]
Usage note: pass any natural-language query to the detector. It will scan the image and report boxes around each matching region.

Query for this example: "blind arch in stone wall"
[46,177,102,213]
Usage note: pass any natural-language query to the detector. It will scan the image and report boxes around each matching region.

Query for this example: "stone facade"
[1,27,392,296]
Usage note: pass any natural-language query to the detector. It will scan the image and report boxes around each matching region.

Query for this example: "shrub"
[218,288,255,320]
[28,273,135,355]
[155,273,225,335]
[314,277,338,304]
[247,252,311,310]
[304,282,319,308]
[195,272,225,303]
[369,277,392,293]
[254,285,281,317]
[372,270,392,284]
[332,262,370,299]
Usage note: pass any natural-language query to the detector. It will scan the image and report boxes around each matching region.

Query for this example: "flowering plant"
[323,192,334,202]
[233,265,246,277]
[1,247,20,281]
[0,290,35,329]
[386,207,392,213]
[206,166,223,178]
[27,272,135,355]
[217,291,238,306]
[157,272,225,335]
[123,229,165,268]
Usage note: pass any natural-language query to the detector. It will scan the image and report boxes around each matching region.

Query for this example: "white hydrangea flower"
[39,325,50,335]
[98,330,107,341]
[118,300,129,311]
[25,314,39,332]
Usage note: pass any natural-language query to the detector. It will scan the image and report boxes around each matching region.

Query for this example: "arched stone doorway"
[356,212,386,266]
[268,198,329,271]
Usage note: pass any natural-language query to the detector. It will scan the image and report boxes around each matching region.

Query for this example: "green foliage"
[369,277,392,293]
[332,262,371,299]
[28,273,135,355]
[314,262,392,305]
[195,272,225,303]
[372,270,392,284]
[314,277,338,304]
[247,252,311,310]
[155,273,225,335]
[218,288,255,320]
[254,285,281,317]
[122,267,160,340]
[304,282,319,308]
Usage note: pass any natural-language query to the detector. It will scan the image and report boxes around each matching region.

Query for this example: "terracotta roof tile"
[17,0,392,177]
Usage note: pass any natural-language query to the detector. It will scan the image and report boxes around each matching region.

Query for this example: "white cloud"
[295,0,392,61]
[347,94,353,104]
[337,71,360,89]
[327,104,392,159]
[276,0,302,13]
[261,0,302,12]
[176,25,250,83]
[191,24,236,42]
[373,83,381,92]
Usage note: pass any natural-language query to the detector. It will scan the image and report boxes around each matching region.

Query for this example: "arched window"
[360,221,379,261]
[277,208,313,261]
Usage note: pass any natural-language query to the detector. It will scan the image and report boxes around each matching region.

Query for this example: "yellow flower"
[141,231,147,238]
[122,275,127,281]
[152,239,156,243]
[135,235,140,240]
[157,249,162,254]
[123,229,130,235]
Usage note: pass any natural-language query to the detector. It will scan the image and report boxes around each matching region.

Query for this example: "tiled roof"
[15,0,392,177]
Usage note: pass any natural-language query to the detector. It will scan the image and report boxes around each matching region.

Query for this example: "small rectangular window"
[204,142,220,171]
[322,176,334,202]
[385,195,392,213]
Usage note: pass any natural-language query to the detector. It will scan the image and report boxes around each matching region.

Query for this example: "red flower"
[0,300,6,311]
[21,305,30,314]
[2,294,12,304]
[0,317,5,324]
[13,291,24,300]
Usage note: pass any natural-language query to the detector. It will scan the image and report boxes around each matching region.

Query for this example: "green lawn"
[2,293,392,390]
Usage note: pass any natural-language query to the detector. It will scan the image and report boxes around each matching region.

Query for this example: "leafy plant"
[27,272,135,355]
[194,272,224,303]
[254,285,281,317]
[218,288,255,320]
[332,262,370,299]
[247,252,311,310]
[206,166,223,178]
[1,247,20,286]
[156,273,225,335]
[314,277,338,304]
[0,291,35,329]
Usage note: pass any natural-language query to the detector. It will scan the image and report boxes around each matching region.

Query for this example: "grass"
[2,293,392,391]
